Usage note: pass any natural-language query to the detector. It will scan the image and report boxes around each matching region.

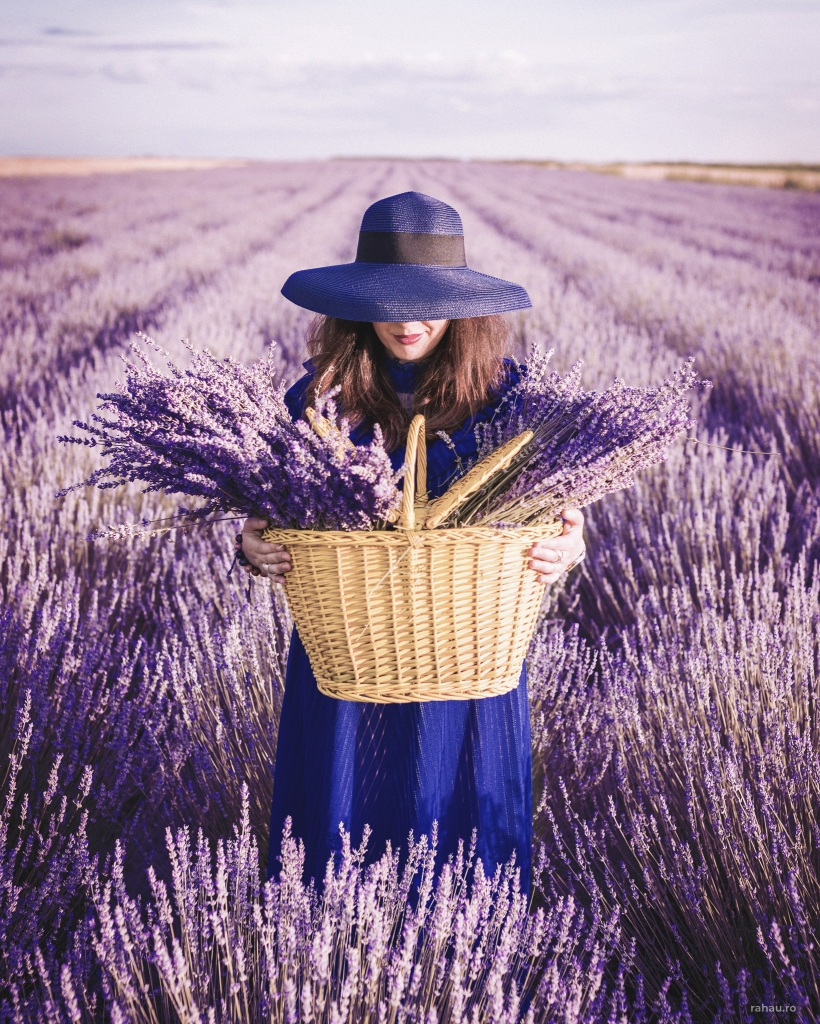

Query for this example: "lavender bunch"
[449,351,707,527]
[58,335,402,531]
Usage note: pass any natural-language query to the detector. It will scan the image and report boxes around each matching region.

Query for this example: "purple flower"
[450,351,710,527]
[58,335,403,532]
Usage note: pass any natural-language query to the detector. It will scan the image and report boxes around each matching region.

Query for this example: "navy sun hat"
[280,191,532,322]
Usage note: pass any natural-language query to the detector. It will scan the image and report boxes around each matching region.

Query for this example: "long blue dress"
[268,356,533,894]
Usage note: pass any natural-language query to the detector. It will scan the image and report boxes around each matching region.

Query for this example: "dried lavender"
[444,351,708,527]
[57,335,403,532]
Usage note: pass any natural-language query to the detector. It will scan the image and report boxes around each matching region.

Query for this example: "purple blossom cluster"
[458,351,707,527]
[93,788,627,1023]
[2,160,820,1022]
[58,336,402,532]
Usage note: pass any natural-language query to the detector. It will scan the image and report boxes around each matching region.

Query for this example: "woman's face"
[372,320,450,362]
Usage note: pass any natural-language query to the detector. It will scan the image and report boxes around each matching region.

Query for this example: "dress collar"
[383,352,428,394]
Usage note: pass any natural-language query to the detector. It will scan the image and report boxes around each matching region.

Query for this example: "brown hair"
[305,315,509,451]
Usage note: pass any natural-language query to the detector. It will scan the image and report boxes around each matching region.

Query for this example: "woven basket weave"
[262,415,561,703]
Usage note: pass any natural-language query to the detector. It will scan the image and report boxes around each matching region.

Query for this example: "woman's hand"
[235,516,292,585]
[528,508,585,585]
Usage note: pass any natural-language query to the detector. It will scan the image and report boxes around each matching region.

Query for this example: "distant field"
[507,159,820,191]
[594,160,820,191]
[2,160,819,1021]
[0,155,247,176]
[2,155,819,190]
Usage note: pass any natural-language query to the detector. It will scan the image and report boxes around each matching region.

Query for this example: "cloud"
[84,41,229,52]
[0,0,817,161]
[42,27,97,37]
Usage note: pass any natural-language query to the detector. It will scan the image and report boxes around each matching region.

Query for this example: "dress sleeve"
[283,363,316,423]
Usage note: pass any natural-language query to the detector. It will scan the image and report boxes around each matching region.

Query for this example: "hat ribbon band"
[355,231,466,267]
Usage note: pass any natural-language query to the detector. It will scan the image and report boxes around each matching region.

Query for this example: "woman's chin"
[390,342,428,361]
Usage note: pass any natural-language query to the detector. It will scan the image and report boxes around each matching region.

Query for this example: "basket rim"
[260,519,562,545]
[261,521,559,535]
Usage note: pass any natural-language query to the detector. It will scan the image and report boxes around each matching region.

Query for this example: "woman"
[238,192,586,894]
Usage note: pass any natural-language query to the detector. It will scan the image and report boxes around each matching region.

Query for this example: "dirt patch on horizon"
[0,156,248,177]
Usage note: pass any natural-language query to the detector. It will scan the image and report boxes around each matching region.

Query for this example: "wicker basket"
[262,415,561,703]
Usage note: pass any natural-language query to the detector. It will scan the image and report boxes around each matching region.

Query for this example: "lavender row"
[2,160,819,1021]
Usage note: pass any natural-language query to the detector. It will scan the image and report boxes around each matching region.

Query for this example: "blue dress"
[268,356,533,894]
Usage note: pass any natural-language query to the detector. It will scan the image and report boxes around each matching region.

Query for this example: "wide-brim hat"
[281,191,531,321]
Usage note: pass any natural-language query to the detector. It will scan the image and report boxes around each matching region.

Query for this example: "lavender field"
[2,160,819,1023]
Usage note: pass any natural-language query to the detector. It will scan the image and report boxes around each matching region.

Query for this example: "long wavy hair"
[305,315,509,451]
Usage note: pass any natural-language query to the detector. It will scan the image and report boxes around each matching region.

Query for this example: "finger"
[244,542,289,561]
[529,554,564,573]
[260,563,288,582]
[535,565,562,582]
[263,565,292,579]
[261,551,292,565]
[260,552,292,567]
[246,542,288,554]
[261,565,292,579]
[244,516,269,531]
[530,558,563,575]
[559,508,584,534]
[532,533,576,552]
[529,544,568,562]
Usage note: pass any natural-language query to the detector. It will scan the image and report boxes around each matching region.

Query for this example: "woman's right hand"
[236,516,292,584]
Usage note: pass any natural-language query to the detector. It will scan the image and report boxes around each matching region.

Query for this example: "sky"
[1,0,818,163]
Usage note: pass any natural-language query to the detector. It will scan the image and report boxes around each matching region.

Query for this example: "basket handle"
[400,415,428,530]
[423,429,533,530]
[305,406,355,451]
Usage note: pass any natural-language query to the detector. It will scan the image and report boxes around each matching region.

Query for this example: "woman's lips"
[393,334,422,344]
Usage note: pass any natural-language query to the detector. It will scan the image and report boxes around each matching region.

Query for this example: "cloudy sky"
[1,0,818,162]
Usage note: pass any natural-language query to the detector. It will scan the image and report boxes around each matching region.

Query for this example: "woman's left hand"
[528,508,586,585]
